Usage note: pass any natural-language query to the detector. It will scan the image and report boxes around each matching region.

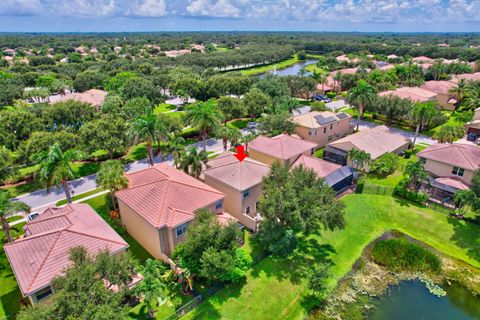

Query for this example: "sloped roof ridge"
[63,229,128,247]
[168,179,224,195]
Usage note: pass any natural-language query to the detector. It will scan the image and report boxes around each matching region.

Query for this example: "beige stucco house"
[116,163,234,265]
[420,81,457,111]
[202,152,270,231]
[248,134,318,166]
[324,125,411,171]
[292,111,353,147]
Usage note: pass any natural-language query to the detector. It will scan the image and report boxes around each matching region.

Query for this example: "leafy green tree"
[121,97,151,121]
[23,87,51,103]
[73,70,105,92]
[404,160,429,191]
[0,109,44,150]
[433,124,465,144]
[256,162,345,255]
[217,96,246,123]
[134,259,168,318]
[167,134,186,169]
[17,131,80,164]
[35,74,56,90]
[170,76,202,103]
[101,94,124,114]
[243,88,272,117]
[370,95,412,125]
[121,77,158,103]
[184,100,222,151]
[411,102,438,147]
[105,72,138,94]
[79,115,129,159]
[0,191,30,242]
[34,143,84,203]
[370,153,398,176]
[258,111,296,136]
[347,148,372,170]
[253,74,289,101]
[180,147,208,178]
[0,147,16,184]
[95,160,128,212]
[128,107,158,167]
[307,262,331,301]
[348,80,376,131]
[42,100,96,132]
[0,76,24,107]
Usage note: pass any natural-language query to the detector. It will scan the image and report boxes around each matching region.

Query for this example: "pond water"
[369,281,480,320]
[259,59,317,78]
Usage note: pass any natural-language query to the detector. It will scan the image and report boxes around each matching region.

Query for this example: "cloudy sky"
[1,0,480,32]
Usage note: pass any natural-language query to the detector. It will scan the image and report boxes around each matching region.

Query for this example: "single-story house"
[4,204,129,305]
[325,100,347,112]
[417,143,480,203]
[292,111,352,147]
[324,125,411,171]
[292,105,311,117]
[451,72,480,83]
[248,134,318,166]
[379,87,438,104]
[420,80,457,110]
[291,155,355,193]
[387,54,399,60]
[50,89,107,111]
[412,56,434,64]
[115,164,235,265]
[203,152,270,231]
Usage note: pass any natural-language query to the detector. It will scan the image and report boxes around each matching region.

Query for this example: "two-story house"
[292,111,353,147]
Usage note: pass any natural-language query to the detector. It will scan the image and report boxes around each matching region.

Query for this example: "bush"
[370,153,397,176]
[404,149,413,159]
[394,182,428,204]
[326,91,336,99]
[355,182,365,194]
[226,248,253,283]
[310,101,327,112]
[371,238,441,273]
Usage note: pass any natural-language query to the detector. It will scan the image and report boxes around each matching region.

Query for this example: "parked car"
[467,133,478,142]
[247,122,259,130]
[313,94,332,103]
[27,212,40,222]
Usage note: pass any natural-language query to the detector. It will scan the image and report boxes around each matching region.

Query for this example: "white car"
[27,212,40,222]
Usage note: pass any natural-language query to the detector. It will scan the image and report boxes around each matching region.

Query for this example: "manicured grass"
[0,222,26,319]
[56,188,104,206]
[304,64,326,74]
[184,194,480,319]
[240,55,300,76]
[226,119,249,130]
[7,215,23,223]
[82,194,153,264]
[313,148,324,159]
[154,103,177,113]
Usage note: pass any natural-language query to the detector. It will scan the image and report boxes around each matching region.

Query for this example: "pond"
[369,281,480,320]
[259,59,317,78]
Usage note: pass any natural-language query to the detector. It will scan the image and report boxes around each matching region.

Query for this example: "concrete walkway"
[14,138,226,212]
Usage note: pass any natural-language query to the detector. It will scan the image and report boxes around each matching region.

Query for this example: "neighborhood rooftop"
[420,80,457,95]
[248,134,317,160]
[4,204,128,297]
[115,163,225,229]
[50,89,107,109]
[293,111,350,128]
[417,143,480,171]
[292,154,341,178]
[379,87,437,102]
[328,125,411,160]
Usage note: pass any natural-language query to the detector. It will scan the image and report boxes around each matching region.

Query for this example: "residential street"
[14,138,226,212]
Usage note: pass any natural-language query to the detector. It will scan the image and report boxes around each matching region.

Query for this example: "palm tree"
[454,189,476,217]
[405,161,429,191]
[167,134,186,168]
[184,100,223,151]
[95,160,128,213]
[180,147,208,179]
[215,126,230,151]
[333,72,343,93]
[433,124,465,144]
[242,132,257,153]
[411,102,438,147]
[462,82,480,111]
[347,149,371,171]
[0,191,30,243]
[128,108,158,167]
[134,259,166,319]
[34,143,84,204]
[449,78,467,104]
[227,127,242,148]
[348,80,376,131]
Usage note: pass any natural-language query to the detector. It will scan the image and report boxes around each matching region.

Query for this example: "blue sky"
[1,0,480,32]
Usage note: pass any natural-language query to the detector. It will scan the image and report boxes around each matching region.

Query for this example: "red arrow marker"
[234,145,247,162]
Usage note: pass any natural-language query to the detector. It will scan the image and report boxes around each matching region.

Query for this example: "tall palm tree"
[128,107,158,167]
[227,127,242,148]
[449,78,467,105]
[462,82,480,111]
[180,147,208,179]
[0,191,30,243]
[411,102,438,147]
[242,132,257,153]
[215,126,230,151]
[333,72,343,93]
[134,259,166,319]
[405,161,429,191]
[184,100,223,151]
[348,80,376,132]
[34,143,84,204]
[167,134,186,168]
[347,149,371,171]
[95,160,128,212]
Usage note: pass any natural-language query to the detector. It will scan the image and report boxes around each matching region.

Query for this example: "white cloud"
[186,0,243,18]
[128,0,167,17]
[52,0,117,17]
[0,0,43,16]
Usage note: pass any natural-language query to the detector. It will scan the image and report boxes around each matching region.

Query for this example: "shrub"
[310,101,327,112]
[326,91,336,99]
[370,153,397,176]
[355,182,365,194]
[226,248,253,283]
[404,149,413,159]
[371,238,441,273]
[394,178,428,204]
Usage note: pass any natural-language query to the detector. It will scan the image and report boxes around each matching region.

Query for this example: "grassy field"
[184,193,480,319]
[239,55,300,76]
[226,118,250,130]
[56,187,104,206]
[154,103,177,113]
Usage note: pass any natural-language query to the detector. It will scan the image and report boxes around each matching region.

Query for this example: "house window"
[308,129,313,136]
[35,287,53,301]
[243,189,250,199]
[176,223,188,238]
[330,124,333,130]
[214,200,223,210]
[311,148,315,155]
[328,135,333,142]
[245,206,250,214]
[323,127,327,134]
[419,157,426,164]
[452,166,465,177]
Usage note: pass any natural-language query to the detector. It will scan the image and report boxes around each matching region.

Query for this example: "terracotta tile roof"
[291,155,341,178]
[452,72,480,82]
[203,152,270,191]
[115,164,224,229]
[328,125,411,159]
[435,177,470,190]
[52,89,107,109]
[4,204,128,297]
[417,143,480,171]
[379,87,437,102]
[420,81,456,95]
[413,56,434,63]
[249,134,317,161]
[292,111,351,129]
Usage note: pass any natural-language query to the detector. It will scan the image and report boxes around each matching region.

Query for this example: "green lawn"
[184,194,480,320]
[226,119,250,130]
[154,103,177,113]
[56,188,104,206]
[304,64,326,74]
[0,222,26,319]
[240,55,300,76]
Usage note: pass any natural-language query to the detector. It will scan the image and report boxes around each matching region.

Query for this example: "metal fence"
[361,184,395,195]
